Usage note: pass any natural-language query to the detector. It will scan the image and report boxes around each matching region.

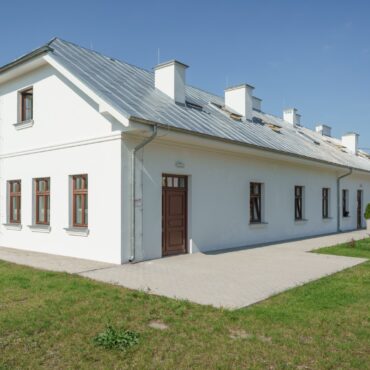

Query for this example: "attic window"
[186,101,203,111]
[211,102,222,109]
[325,140,347,152]
[252,117,264,125]
[268,123,282,133]
[358,151,370,160]
[20,88,33,122]
[298,130,320,145]
[211,102,242,121]
[229,113,242,121]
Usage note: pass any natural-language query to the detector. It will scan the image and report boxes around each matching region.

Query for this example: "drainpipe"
[337,168,353,232]
[129,124,158,262]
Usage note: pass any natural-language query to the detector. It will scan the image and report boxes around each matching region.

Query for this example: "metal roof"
[3,38,370,172]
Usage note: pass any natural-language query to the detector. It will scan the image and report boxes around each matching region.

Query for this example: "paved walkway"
[0,230,368,309]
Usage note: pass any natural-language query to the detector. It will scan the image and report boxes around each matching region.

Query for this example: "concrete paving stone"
[0,230,368,309]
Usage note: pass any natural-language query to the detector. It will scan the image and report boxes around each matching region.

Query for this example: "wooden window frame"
[162,174,187,189]
[250,182,262,223]
[295,186,303,221]
[35,178,50,225]
[72,174,88,228]
[342,189,349,217]
[8,180,21,224]
[322,188,329,219]
[20,88,33,122]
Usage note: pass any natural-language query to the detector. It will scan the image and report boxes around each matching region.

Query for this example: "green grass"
[0,241,369,369]
[315,236,370,258]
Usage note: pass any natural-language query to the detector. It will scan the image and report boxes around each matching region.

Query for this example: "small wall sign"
[175,161,185,168]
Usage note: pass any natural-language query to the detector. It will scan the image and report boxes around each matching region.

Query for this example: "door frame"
[357,189,363,229]
[162,174,188,257]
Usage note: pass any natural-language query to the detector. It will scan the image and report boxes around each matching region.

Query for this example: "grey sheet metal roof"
[4,38,370,172]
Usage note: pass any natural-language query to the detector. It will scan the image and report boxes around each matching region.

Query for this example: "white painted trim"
[322,217,334,222]
[294,219,309,224]
[43,55,130,125]
[64,227,89,237]
[13,119,34,130]
[0,133,122,159]
[3,223,22,231]
[28,224,51,233]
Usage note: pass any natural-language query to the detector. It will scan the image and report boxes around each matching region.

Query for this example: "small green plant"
[364,203,370,219]
[93,325,139,350]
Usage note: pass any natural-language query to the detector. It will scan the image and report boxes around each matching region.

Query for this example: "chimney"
[252,96,262,112]
[224,84,254,121]
[315,124,332,137]
[283,108,301,126]
[154,60,188,104]
[342,132,359,154]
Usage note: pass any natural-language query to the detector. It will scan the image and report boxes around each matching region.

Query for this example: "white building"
[0,38,369,264]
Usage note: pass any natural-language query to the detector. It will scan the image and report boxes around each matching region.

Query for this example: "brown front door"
[357,190,363,229]
[162,174,187,256]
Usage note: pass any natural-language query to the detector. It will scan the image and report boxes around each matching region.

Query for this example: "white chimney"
[252,96,262,112]
[224,84,254,121]
[283,108,301,126]
[315,124,332,137]
[154,60,188,104]
[342,132,359,154]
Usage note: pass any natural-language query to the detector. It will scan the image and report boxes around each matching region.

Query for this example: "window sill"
[28,224,51,233]
[322,217,333,222]
[294,219,308,224]
[249,221,268,228]
[13,119,34,130]
[64,227,89,237]
[3,223,22,231]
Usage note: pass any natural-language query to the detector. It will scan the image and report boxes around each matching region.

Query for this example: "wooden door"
[357,190,362,229]
[162,174,187,256]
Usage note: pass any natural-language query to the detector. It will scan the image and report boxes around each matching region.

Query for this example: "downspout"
[129,124,158,262]
[337,168,353,232]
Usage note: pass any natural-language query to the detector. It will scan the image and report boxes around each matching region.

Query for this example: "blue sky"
[1,0,370,147]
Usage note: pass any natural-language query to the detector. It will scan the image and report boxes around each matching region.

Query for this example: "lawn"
[0,240,369,369]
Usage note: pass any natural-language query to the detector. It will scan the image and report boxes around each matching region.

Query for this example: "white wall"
[0,140,122,263]
[0,64,124,264]
[130,135,370,261]
[0,65,118,154]
[340,173,369,231]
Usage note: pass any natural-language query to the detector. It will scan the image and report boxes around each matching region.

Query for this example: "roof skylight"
[297,130,320,145]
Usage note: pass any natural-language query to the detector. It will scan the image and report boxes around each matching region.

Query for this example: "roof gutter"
[0,46,52,75]
[337,168,353,232]
[129,124,158,263]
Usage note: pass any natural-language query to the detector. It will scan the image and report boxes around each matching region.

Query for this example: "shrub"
[364,204,370,220]
[93,325,139,350]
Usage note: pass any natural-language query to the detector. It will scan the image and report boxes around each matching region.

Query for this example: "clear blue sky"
[1,0,370,147]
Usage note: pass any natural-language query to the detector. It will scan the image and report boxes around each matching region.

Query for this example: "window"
[35,178,50,225]
[342,189,349,217]
[72,175,88,227]
[8,180,21,224]
[20,88,33,122]
[322,188,330,219]
[162,175,186,188]
[250,182,262,223]
[295,186,304,220]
